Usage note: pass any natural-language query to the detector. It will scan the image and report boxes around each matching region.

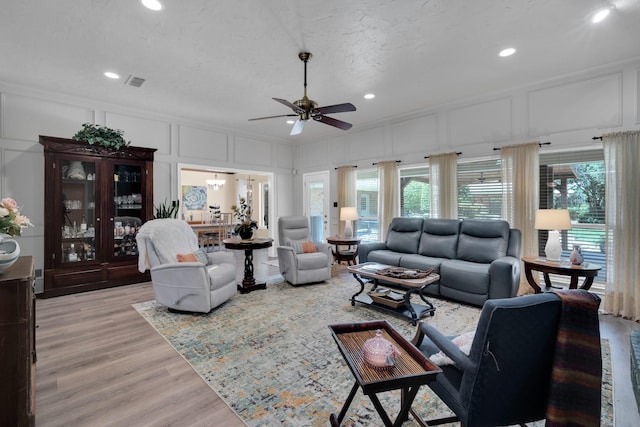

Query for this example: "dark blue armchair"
[412,291,601,426]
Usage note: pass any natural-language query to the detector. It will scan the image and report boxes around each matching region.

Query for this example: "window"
[457,159,502,220]
[355,170,379,243]
[539,149,605,284]
[400,166,430,217]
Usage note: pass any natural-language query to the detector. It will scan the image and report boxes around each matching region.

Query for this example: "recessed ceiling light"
[104,71,120,79]
[592,8,611,23]
[364,93,375,99]
[286,120,295,124]
[141,0,163,11]
[499,48,516,57]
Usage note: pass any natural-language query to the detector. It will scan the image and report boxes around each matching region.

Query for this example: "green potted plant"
[154,199,180,219]
[72,123,131,151]
[231,196,257,239]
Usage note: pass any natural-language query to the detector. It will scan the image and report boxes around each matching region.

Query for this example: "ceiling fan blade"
[314,115,353,131]
[248,114,298,121]
[313,103,356,115]
[290,119,306,136]
[273,98,305,114]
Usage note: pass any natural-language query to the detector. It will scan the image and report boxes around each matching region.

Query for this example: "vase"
[0,237,20,273]
[569,245,584,265]
[239,227,254,240]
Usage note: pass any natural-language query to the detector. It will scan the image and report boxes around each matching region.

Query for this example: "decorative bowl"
[0,239,20,273]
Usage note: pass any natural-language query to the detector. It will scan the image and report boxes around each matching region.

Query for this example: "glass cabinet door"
[60,159,98,264]
[111,163,143,259]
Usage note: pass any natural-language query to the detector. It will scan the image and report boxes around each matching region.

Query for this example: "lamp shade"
[534,209,571,231]
[340,207,358,221]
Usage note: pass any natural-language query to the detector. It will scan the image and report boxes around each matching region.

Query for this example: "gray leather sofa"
[358,218,522,306]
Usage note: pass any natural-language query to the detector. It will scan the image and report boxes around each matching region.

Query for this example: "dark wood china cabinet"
[39,135,155,297]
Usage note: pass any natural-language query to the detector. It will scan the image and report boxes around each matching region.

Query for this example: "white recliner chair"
[136,218,237,313]
[277,216,332,285]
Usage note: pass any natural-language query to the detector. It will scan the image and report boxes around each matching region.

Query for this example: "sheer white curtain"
[429,152,458,218]
[602,131,640,320]
[500,142,540,295]
[377,161,398,238]
[337,166,356,236]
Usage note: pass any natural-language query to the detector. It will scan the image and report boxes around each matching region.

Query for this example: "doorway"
[303,171,330,243]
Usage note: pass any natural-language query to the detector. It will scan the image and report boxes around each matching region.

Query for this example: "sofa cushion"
[366,250,402,266]
[418,219,461,259]
[440,259,491,295]
[457,219,509,263]
[386,217,424,254]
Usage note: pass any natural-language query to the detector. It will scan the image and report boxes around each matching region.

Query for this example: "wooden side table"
[522,256,602,294]
[328,320,441,427]
[326,237,361,265]
[223,237,273,293]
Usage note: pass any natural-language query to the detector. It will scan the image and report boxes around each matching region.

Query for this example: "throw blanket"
[546,290,602,426]
[136,219,198,273]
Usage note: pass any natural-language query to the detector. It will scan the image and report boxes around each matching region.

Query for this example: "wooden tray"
[328,320,441,394]
[368,291,405,308]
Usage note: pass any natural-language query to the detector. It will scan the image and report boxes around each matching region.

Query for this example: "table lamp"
[340,207,358,239]
[534,209,571,261]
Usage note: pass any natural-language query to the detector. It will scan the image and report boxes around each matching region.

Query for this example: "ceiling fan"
[248,52,356,136]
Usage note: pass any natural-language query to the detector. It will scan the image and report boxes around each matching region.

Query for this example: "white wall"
[0,83,294,292]
[297,59,640,234]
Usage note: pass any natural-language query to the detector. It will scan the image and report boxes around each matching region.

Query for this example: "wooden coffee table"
[348,263,440,325]
[328,320,442,427]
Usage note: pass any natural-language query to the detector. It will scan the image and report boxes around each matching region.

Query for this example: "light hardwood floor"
[35,251,640,426]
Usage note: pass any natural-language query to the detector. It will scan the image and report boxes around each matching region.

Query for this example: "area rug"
[133,275,613,427]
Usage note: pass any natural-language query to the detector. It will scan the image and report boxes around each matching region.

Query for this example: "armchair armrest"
[489,256,521,299]
[277,246,297,273]
[358,242,387,263]
[150,262,210,287]
[412,321,473,371]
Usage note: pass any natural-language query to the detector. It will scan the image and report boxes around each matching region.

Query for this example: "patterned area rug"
[133,274,613,426]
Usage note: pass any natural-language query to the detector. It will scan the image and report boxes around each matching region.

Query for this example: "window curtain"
[428,152,458,218]
[602,131,640,321]
[337,166,356,236]
[500,142,540,295]
[377,161,398,238]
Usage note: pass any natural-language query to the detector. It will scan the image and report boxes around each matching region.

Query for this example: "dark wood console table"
[522,256,601,294]
[223,237,273,293]
[0,256,36,426]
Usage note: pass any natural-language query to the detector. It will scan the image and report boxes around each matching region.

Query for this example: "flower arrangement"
[231,196,257,235]
[0,198,33,236]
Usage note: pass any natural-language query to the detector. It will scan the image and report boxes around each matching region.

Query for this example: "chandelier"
[206,174,226,190]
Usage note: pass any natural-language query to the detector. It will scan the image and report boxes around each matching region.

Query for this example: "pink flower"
[0,198,17,211]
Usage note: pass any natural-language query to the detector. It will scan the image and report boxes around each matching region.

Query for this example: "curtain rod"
[424,152,461,159]
[493,142,550,151]
[333,165,358,170]
[592,136,603,140]
[372,160,401,166]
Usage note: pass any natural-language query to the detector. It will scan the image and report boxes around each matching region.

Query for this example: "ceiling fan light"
[592,8,611,23]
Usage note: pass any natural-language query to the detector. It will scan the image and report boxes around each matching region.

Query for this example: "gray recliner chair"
[136,218,237,313]
[277,216,332,285]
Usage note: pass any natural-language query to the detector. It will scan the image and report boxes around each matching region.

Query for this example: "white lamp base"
[344,220,353,239]
[544,230,562,261]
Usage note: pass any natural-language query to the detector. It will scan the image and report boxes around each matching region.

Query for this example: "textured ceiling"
[1,0,640,142]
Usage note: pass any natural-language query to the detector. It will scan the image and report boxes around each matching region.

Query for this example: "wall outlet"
[35,269,42,278]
